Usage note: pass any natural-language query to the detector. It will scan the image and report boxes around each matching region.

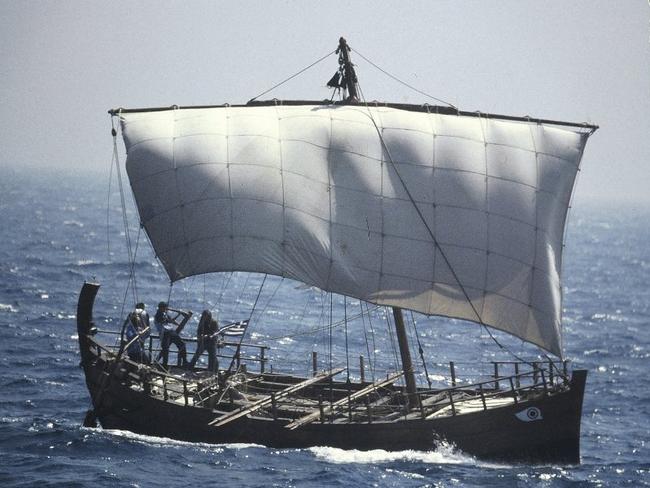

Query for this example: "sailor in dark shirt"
[189,310,220,372]
[154,301,191,368]
[124,303,150,363]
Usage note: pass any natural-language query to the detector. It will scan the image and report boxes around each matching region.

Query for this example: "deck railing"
[92,329,269,373]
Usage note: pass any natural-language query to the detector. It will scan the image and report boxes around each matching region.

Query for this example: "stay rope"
[224,274,268,376]
[351,48,457,109]
[248,49,337,103]
[359,300,376,382]
[409,310,432,389]
[110,116,139,309]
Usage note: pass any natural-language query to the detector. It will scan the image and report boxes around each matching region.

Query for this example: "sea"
[0,164,648,487]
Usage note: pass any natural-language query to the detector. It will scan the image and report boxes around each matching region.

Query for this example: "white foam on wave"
[91,428,264,452]
[0,303,18,313]
[308,443,476,466]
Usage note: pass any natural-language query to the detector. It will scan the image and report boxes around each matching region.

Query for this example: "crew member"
[189,310,220,372]
[154,301,191,368]
[123,304,150,363]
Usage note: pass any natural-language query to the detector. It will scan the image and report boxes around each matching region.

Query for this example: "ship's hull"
[77,283,587,464]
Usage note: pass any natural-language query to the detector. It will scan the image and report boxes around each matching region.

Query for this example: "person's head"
[136,302,145,310]
[158,301,167,310]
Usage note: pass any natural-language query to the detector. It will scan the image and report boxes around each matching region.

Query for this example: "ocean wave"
[94,428,264,452]
[308,442,477,466]
[0,303,18,313]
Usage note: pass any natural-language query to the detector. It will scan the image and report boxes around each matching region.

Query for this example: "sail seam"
[324,109,334,291]
[153,228,561,285]
[171,110,193,280]
[275,105,287,274]
[478,112,490,321]
[528,122,543,352]
[226,107,235,270]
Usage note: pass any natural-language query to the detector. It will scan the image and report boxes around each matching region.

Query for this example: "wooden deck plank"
[208,368,345,427]
[284,371,403,430]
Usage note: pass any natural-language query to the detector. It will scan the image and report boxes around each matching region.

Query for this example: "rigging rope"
[384,307,401,374]
[359,300,376,382]
[344,297,350,381]
[328,293,333,372]
[118,227,141,327]
[365,302,379,377]
[248,49,337,103]
[224,274,268,376]
[263,304,380,342]
[216,272,234,312]
[351,48,457,109]
[111,116,138,305]
[409,310,432,389]
[105,143,115,260]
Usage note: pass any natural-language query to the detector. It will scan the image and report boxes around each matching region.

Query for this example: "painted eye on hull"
[515,407,543,422]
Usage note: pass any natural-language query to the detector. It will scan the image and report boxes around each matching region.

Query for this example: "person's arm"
[170,309,193,334]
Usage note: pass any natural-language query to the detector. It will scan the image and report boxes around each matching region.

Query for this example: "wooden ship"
[77,38,597,463]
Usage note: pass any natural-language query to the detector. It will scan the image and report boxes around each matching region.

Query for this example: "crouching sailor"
[154,301,192,368]
[123,302,151,363]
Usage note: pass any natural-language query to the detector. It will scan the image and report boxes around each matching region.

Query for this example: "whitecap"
[95,428,264,452]
[0,303,18,313]
[308,443,476,466]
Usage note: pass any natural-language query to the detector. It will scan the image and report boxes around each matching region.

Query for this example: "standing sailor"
[154,301,191,368]
[133,302,150,329]
[189,310,220,372]
[123,303,150,363]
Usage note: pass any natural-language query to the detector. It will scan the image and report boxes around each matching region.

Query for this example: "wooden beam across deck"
[284,371,404,430]
[208,368,345,428]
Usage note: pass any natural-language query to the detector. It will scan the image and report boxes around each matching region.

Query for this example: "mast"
[392,307,419,409]
[337,37,358,102]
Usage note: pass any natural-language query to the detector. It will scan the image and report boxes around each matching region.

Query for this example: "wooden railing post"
[319,394,325,423]
[540,370,548,396]
[347,381,352,422]
[419,393,426,419]
[450,361,456,387]
[493,362,500,390]
[359,355,365,383]
[514,362,520,388]
[312,351,317,377]
[448,390,456,416]
[508,377,518,404]
[479,384,486,410]
[271,393,278,419]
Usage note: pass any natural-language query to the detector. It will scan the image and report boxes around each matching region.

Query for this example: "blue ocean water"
[0,164,648,487]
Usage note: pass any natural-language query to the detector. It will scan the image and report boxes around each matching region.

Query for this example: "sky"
[1,0,649,207]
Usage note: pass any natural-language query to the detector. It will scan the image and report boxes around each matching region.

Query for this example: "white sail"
[120,104,592,356]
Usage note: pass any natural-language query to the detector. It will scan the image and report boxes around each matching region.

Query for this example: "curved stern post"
[77,282,100,366]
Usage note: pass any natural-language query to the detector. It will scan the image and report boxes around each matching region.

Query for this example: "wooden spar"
[208,367,345,427]
[392,307,419,409]
[108,101,598,132]
[284,371,404,430]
